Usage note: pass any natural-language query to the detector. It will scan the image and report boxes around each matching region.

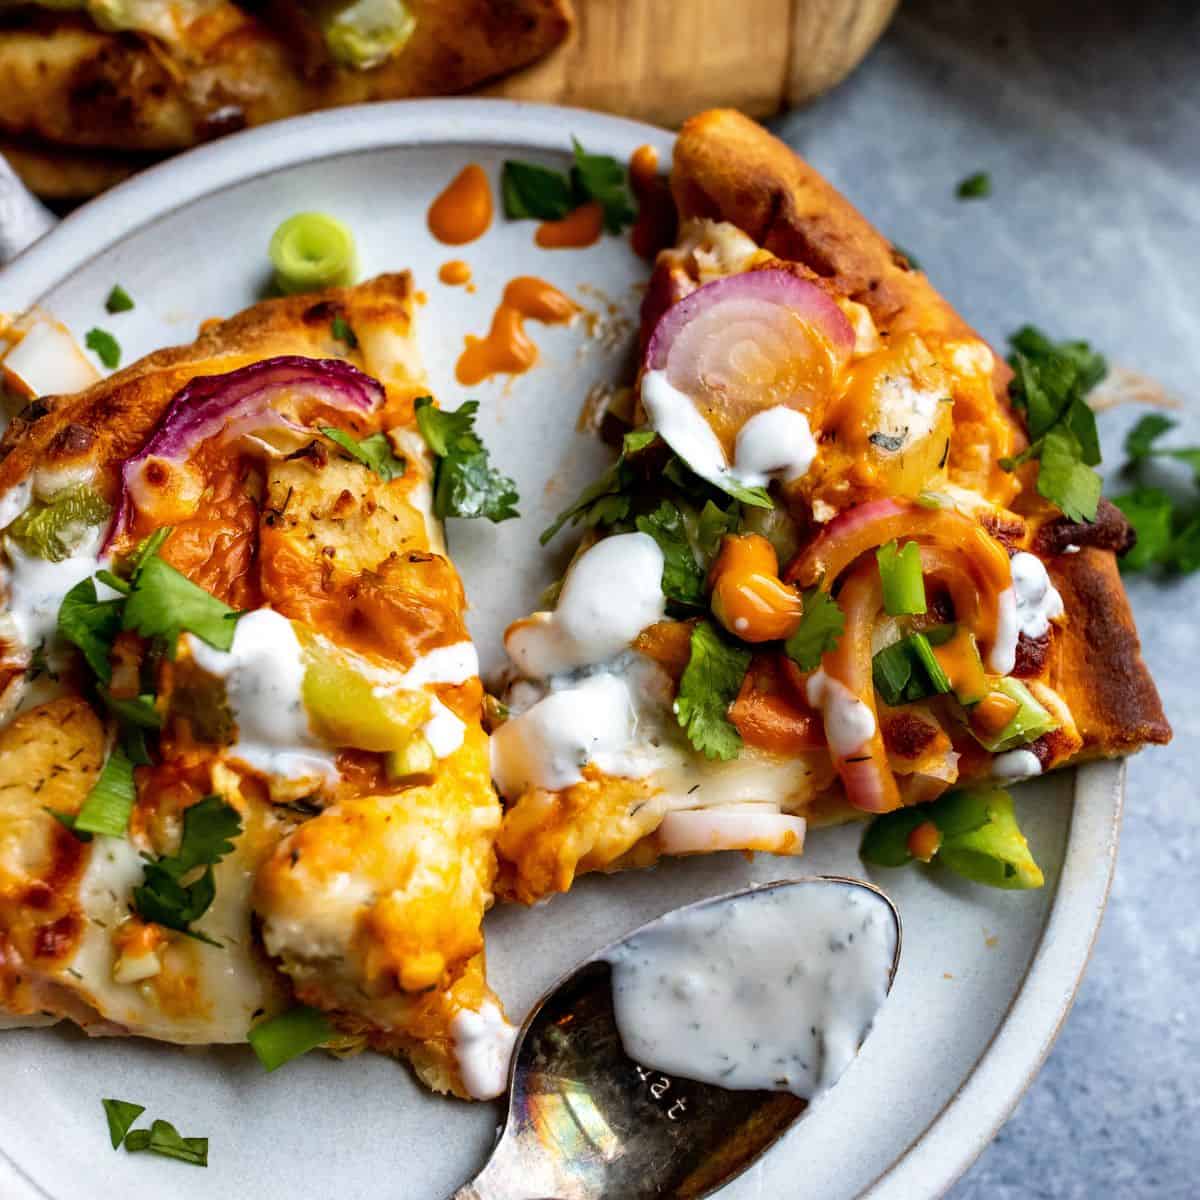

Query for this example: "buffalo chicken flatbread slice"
[0,275,514,1098]
[491,109,1168,903]
[0,0,571,198]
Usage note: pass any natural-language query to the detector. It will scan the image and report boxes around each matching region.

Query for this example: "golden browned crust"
[0,139,151,201]
[0,273,415,501]
[1048,548,1170,754]
[0,0,571,166]
[668,108,1169,762]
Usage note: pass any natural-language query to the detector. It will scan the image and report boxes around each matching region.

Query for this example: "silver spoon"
[451,876,901,1200]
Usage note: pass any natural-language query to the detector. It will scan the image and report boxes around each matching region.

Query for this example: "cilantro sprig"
[674,620,751,761]
[1001,324,1108,521]
[501,139,635,235]
[321,426,405,481]
[414,396,519,522]
[1111,414,1200,574]
[132,794,242,945]
[635,500,706,609]
[783,588,844,671]
[122,554,241,654]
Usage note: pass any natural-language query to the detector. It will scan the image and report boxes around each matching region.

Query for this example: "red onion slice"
[643,267,856,413]
[109,356,384,545]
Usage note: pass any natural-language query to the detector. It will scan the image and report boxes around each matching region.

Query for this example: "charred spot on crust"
[1034,498,1135,558]
[48,422,94,458]
[33,913,79,961]
[302,300,343,325]
[1013,632,1050,678]
[882,712,939,761]
[980,511,1026,550]
[16,399,50,424]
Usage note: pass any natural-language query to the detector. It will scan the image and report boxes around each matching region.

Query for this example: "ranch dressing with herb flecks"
[607,880,896,1099]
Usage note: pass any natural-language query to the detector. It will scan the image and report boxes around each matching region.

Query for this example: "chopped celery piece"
[6,484,111,561]
[860,786,1043,890]
[268,212,357,295]
[248,1005,333,1072]
[972,677,1057,752]
[302,645,429,751]
[317,0,416,69]
[876,540,926,616]
[384,733,436,782]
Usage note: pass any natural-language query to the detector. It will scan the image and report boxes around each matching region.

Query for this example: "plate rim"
[0,98,1124,1200]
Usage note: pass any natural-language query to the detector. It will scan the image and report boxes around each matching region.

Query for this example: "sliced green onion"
[7,484,111,562]
[269,213,357,295]
[74,745,136,838]
[384,733,436,782]
[971,678,1057,752]
[876,540,926,616]
[319,0,416,70]
[872,631,951,706]
[248,1005,333,1072]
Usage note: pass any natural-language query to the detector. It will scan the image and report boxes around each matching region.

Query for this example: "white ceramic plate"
[0,100,1122,1200]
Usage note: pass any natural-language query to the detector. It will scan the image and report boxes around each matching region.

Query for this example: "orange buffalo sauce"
[535,200,604,249]
[438,259,473,287]
[427,164,493,245]
[456,276,578,385]
[629,144,676,260]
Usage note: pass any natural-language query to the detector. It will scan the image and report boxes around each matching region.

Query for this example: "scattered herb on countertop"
[103,1099,208,1166]
[956,171,992,200]
[414,396,519,522]
[86,327,121,369]
[105,285,134,314]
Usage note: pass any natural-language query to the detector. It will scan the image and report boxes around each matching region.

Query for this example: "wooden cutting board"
[484,0,899,127]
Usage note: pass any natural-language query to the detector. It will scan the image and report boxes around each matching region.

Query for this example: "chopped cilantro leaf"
[695,499,741,558]
[85,327,121,369]
[330,314,358,348]
[132,795,241,944]
[570,139,636,234]
[674,620,750,761]
[104,285,134,314]
[57,576,122,681]
[102,1099,145,1149]
[414,397,519,522]
[501,140,635,234]
[956,171,992,199]
[1003,325,1107,521]
[122,555,240,654]
[540,428,657,545]
[74,745,136,838]
[1124,413,1176,460]
[1037,426,1102,523]
[783,589,845,671]
[321,426,405,481]
[635,500,705,608]
[124,1119,207,1167]
[500,160,574,221]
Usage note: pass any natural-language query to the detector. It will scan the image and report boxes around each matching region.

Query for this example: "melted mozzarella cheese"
[450,1001,518,1100]
[187,608,337,783]
[806,668,875,756]
[505,533,665,679]
[1011,551,1065,639]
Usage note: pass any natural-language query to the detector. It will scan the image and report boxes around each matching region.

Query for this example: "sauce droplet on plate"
[438,259,473,287]
[456,277,578,385]
[428,164,493,245]
[535,200,604,250]
[630,144,677,261]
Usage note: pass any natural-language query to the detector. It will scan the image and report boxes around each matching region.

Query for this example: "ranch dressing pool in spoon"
[607,878,898,1100]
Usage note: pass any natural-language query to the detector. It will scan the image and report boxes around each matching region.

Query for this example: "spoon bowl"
[453,876,901,1200]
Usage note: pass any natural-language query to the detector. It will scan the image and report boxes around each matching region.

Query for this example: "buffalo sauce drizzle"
[456,277,578,385]
[438,260,474,287]
[629,144,676,260]
[535,200,604,249]
[427,164,493,245]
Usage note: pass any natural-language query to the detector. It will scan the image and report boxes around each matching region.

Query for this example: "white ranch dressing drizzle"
[607,881,896,1099]
[990,748,1043,781]
[187,608,337,783]
[0,478,32,530]
[1,527,105,657]
[1010,551,1064,639]
[990,587,1019,675]
[805,668,875,756]
[641,370,817,492]
[398,640,478,689]
[421,696,465,758]
[505,532,665,679]
[450,1001,518,1100]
